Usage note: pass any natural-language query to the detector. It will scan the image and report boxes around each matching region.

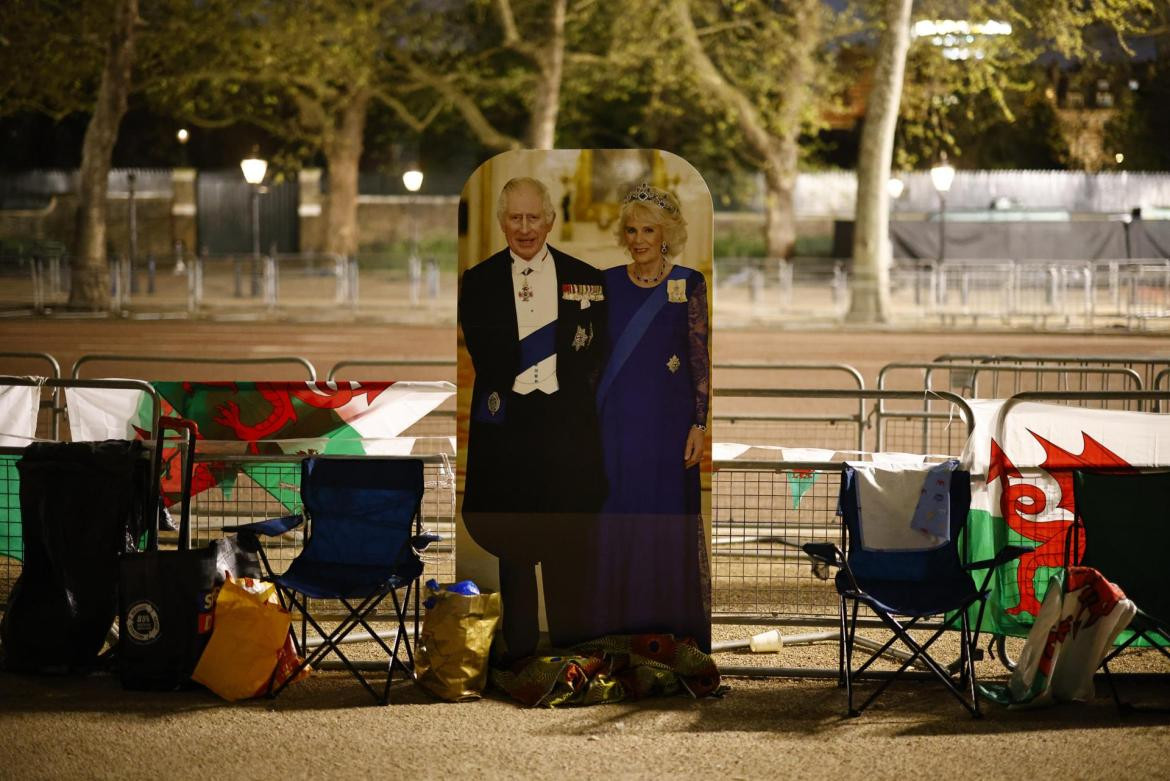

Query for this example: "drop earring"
[660,241,669,257]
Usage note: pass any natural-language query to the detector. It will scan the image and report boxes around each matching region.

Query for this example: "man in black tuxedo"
[459,176,606,659]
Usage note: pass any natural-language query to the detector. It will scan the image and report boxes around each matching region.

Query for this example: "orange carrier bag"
[191,575,294,701]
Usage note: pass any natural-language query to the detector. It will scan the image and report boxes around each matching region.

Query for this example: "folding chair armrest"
[412,531,441,552]
[223,513,305,538]
[964,544,1033,572]
[803,542,855,586]
[802,542,844,568]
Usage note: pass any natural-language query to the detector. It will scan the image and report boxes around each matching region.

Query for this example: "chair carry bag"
[118,417,260,690]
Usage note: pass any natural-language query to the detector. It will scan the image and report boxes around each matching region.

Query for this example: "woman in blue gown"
[591,183,711,649]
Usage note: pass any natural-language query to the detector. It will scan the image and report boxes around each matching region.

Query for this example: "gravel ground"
[2,624,1168,781]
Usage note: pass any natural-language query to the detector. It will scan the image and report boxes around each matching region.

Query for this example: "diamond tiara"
[622,183,678,214]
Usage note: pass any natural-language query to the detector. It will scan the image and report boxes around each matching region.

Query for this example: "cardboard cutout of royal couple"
[456,149,714,659]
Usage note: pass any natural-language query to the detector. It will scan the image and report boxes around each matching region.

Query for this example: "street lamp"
[240,151,268,258]
[930,153,955,264]
[403,167,424,304]
[240,150,268,297]
[402,168,423,194]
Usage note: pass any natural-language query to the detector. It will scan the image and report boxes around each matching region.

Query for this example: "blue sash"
[518,320,557,372]
[597,269,686,407]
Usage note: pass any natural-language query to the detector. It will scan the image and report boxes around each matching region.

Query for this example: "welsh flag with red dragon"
[65,380,454,509]
[960,399,1170,640]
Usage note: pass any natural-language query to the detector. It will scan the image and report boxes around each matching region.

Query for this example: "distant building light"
[1115,153,1125,164]
[176,128,189,144]
[1128,79,1139,91]
[912,19,1012,38]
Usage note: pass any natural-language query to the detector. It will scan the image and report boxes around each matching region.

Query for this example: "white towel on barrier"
[846,461,948,552]
[713,442,752,461]
[65,384,146,441]
[0,383,40,446]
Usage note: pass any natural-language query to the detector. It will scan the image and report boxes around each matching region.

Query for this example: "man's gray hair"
[497,177,556,226]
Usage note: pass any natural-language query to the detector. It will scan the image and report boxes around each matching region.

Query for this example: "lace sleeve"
[687,274,710,427]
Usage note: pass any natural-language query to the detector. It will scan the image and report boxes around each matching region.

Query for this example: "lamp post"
[928,154,955,308]
[930,153,955,264]
[176,127,189,167]
[403,167,424,304]
[240,151,268,297]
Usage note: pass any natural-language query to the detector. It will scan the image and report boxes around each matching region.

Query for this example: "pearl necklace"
[630,258,667,285]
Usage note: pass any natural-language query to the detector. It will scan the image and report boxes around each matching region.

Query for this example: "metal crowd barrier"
[327,358,456,382]
[72,354,318,381]
[710,388,975,629]
[0,352,62,439]
[885,259,1170,328]
[875,362,1144,455]
[0,377,162,610]
[934,353,1170,394]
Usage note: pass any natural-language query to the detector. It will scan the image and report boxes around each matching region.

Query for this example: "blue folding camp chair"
[230,457,434,705]
[804,464,1028,718]
[1072,469,1170,712]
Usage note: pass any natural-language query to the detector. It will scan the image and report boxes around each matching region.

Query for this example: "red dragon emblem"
[197,381,387,454]
[988,431,1134,617]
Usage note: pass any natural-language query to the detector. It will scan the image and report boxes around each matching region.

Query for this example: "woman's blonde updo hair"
[615,183,688,259]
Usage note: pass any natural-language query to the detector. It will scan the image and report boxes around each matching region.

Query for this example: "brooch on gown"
[666,354,681,373]
[487,391,501,415]
[667,279,687,303]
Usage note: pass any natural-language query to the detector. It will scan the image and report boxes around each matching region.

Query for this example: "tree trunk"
[762,150,797,260]
[71,0,137,310]
[322,89,370,258]
[763,0,818,260]
[670,0,817,260]
[846,0,913,323]
[525,0,566,149]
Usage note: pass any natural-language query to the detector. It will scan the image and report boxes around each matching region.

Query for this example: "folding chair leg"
[849,610,980,718]
[837,595,847,689]
[961,611,981,718]
[271,589,396,705]
[844,599,859,716]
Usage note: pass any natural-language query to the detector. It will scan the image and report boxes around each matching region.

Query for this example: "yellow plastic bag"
[191,576,292,701]
[414,585,501,702]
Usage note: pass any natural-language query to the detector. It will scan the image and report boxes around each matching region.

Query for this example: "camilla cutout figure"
[592,182,711,649]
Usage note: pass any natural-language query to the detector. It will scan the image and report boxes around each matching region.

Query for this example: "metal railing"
[0,352,62,439]
[0,377,162,610]
[889,259,1170,327]
[934,354,1170,394]
[72,354,318,381]
[710,388,975,628]
[875,362,1145,454]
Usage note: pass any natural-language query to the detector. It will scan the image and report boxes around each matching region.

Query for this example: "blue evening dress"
[590,263,710,649]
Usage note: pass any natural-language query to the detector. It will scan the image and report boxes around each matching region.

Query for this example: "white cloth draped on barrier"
[65,383,144,441]
[0,383,41,446]
[64,381,454,451]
